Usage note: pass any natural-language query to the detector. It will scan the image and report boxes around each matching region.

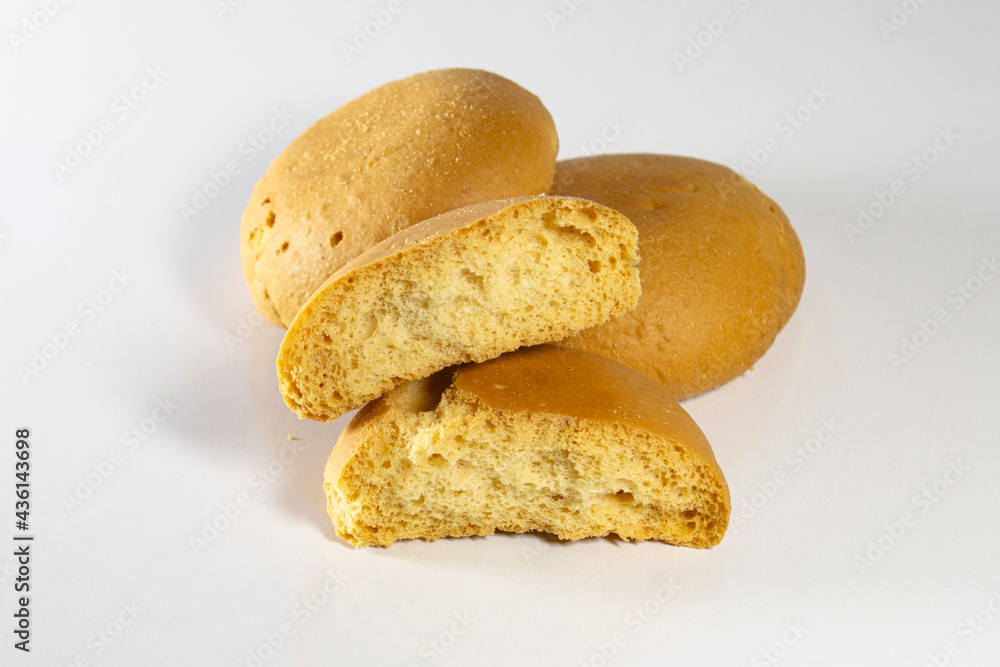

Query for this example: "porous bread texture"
[551,154,805,399]
[278,196,640,422]
[240,68,559,327]
[325,345,730,548]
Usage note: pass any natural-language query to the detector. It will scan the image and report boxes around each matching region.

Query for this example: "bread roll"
[550,154,805,398]
[278,196,640,421]
[240,68,559,327]
[325,345,731,548]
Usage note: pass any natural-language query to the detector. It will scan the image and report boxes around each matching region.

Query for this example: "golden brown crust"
[550,154,805,398]
[323,397,387,487]
[240,68,559,326]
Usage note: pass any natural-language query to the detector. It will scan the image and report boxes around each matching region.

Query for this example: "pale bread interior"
[279,197,639,421]
[326,369,729,549]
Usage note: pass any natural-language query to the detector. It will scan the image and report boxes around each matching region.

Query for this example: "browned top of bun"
[551,154,805,398]
[241,68,559,326]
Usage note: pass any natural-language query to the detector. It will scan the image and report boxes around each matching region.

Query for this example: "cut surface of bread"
[240,68,559,327]
[551,154,805,399]
[325,345,731,548]
[278,196,640,421]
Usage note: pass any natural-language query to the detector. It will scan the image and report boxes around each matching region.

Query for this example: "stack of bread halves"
[239,69,805,549]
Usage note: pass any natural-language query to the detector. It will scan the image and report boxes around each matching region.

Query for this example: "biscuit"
[325,345,731,548]
[277,196,640,421]
[240,68,559,326]
[550,154,805,398]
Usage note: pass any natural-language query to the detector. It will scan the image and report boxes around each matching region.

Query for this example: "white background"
[2,1,999,665]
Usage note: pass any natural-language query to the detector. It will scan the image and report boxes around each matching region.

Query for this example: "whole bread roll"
[278,196,640,421]
[325,345,731,548]
[550,154,805,398]
[240,68,559,327]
